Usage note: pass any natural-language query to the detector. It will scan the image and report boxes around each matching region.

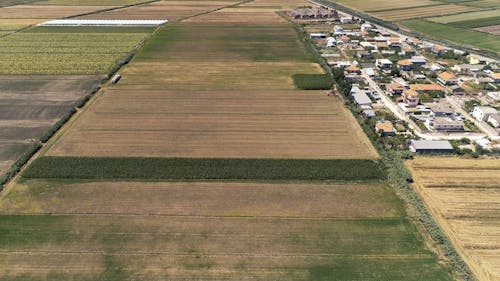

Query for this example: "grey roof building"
[410,140,453,154]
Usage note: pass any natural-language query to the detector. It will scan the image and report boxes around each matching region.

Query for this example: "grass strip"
[23,157,385,181]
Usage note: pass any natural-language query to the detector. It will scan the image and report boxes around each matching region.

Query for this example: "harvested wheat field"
[408,157,500,281]
[80,0,239,22]
[47,89,377,159]
[0,5,114,19]
[184,6,287,23]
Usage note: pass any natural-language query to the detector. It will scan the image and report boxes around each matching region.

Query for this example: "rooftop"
[410,84,443,92]
[410,140,453,150]
[438,71,457,81]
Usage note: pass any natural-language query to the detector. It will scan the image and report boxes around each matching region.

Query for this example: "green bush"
[292,74,333,90]
[23,157,385,181]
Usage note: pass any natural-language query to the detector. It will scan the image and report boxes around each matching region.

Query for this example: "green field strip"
[0,214,452,281]
[401,19,500,53]
[448,15,500,27]
[22,157,386,181]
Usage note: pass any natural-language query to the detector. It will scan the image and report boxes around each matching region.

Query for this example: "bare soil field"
[0,4,114,18]
[0,75,101,175]
[47,89,377,159]
[475,24,500,35]
[407,157,500,281]
[0,180,451,280]
[371,5,480,21]
[81,0,239,22]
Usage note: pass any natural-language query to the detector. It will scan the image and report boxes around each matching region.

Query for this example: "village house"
[410,84,444,93]
[397,59,413,71]
[472,106,498,122]
[402,47,416,56]
[375,120,396,136]
[340,16,352,24]
[490,73,500,83]
[452,64,485,73]
[426,117,464,131]
[403,89,420,107]
[431,45,448,55]
[487,114,500,128]
[429,101,455,117]
[449,85,466,95]
[375,58,392,69]
[437,71,458,86]
[387,82,406,95]
[410,55,427,66]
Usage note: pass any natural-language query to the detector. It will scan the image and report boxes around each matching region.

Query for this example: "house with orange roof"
[403,89,420,107]
[410,84,444,93]
[431,45,448,55]
[437,71,458,86]
[375,120,396,136]
[397,59,413,71]
[387,82,406,95]
[490,73,500,83]
[345,65,360,73]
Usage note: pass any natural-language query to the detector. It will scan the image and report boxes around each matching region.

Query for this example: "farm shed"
[409,140,453,154]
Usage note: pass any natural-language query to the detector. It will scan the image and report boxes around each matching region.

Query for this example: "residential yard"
[407,157,500,281]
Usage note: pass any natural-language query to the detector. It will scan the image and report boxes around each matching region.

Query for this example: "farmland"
[401,20,500,53]
[408,157,500,281]
[0,75,101,176]
[328,0,438,12]
[46,89,377,159]
[80,0,241,22]
[0,26,154,75]
[0,4,114,18]
[324,0,500,54]
[0,0,456,280]
[0,180,452,280]
[371,5,479,21]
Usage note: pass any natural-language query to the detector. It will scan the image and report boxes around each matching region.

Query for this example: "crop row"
[23,157,386,181]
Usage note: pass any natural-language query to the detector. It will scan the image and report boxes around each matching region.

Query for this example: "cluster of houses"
[288,7,338,20]
[298,8,500,153]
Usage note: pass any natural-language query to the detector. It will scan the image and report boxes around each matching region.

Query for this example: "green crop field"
[0,26,153,75]
[22,157,386,181]
[401,19,500,52]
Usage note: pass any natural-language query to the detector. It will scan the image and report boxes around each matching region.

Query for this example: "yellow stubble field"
[407,157,500,281]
